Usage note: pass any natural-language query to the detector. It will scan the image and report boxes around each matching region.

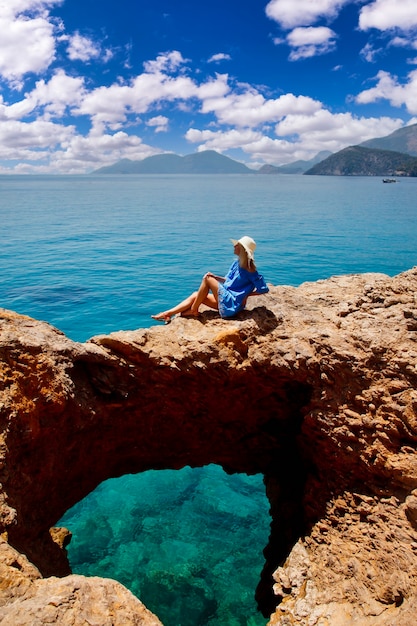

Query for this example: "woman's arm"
[243,285,269,308]
[246,290,262,297]
[250,274,269,295]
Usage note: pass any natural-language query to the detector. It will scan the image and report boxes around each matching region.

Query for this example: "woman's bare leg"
[152,292,198,322]
[189,274,219,315]
[152,274,220,322]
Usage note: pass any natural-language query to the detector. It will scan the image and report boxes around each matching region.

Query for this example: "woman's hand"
[205,272,225,282]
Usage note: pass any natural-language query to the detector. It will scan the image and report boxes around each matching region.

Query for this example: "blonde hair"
[237,245,256,272]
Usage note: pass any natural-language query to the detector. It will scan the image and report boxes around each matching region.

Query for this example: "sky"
[1,0,417,174]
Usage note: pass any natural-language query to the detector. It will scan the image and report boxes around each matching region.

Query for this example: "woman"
[151,236,269,323]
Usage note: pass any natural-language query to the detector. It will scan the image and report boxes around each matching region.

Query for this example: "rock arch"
[1,268,417,624]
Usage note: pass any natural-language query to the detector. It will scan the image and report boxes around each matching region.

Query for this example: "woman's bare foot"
[180,308,200,318]
[151,312,171,324]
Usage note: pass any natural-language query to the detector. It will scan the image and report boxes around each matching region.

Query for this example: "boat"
[382,178,397,183]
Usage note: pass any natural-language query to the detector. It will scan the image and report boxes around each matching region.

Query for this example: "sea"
[1,173,416,626]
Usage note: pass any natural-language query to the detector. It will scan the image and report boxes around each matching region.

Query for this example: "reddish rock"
[0,268,417,624]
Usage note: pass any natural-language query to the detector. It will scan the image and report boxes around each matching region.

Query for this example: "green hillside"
[360,123,417,156]
[305,145,417,176]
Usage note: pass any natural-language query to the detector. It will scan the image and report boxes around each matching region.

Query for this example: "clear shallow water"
[1,174,417,625]
[60,467,268,626]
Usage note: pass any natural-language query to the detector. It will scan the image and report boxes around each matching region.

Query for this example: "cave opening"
[59,465,271,626]
[3,338,314,625]
[54,376,312,625]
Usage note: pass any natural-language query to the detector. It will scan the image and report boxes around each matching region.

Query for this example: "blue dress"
[217,260,269,318]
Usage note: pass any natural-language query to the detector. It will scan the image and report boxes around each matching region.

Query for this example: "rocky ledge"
[1,268,417,625]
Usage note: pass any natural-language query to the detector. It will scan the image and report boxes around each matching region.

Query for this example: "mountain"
[360,123,417,156]
[258,151,332,174]
[93,125,417,177]
[93,150,253,174]
[304,145,417,176]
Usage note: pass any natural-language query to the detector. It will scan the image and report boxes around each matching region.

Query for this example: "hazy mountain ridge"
[305,146,417,177]
[258,151,332,174]
[94,150,252,174]
[360,124,417,156]
[94,149,332,175]
[305,124,417,176]
[93,124,417,176]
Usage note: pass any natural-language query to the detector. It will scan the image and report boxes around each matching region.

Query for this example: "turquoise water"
[1,174,417,625]
[2,174,416,341]
[61,467,268,626]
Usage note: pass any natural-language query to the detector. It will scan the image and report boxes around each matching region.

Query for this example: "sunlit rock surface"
[1,267,417,625]
[0,538,162,625]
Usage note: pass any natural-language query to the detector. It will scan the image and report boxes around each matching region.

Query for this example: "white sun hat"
[230,236,256,261]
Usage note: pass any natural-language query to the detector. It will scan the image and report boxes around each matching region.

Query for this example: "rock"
[0,538,42,606]
[0,540,162,626]
[50,527,72,550]
[0,268,417,624]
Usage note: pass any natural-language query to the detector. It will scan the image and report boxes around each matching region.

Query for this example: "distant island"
[93,150,252,175]
[258,151,332,174]
[361,122,417,154]
[92,149,330,176]
[305,123,417,176]
[93,123,417,177]
[305,145,417,176]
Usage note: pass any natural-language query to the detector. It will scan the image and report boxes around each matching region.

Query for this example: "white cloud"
[33,71,85,118]
[359,0,417,31]
[287,26,336,47]
[74,55,229,133]
[66,32,101,62]
[147,115,169,132]
[207,53,232,63]
[265,0,349,29]
[275,109,402,146]
[51,131,160,172]
[0,118,73,161]
[0,128,161,174]
[390,36,417,51]
[186,127,298,164]
[360,42,382,63]
[187,98,403,166]
[356,69,417,114]
[0,0,62,87]
[1,1,60,12]
[186,128,264,151]
[143,50,186,74]
[196,74,230,99]
[0,70,85,121]
[74,82,136,130]
[201,90,322,127]
[287,26,337,60]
